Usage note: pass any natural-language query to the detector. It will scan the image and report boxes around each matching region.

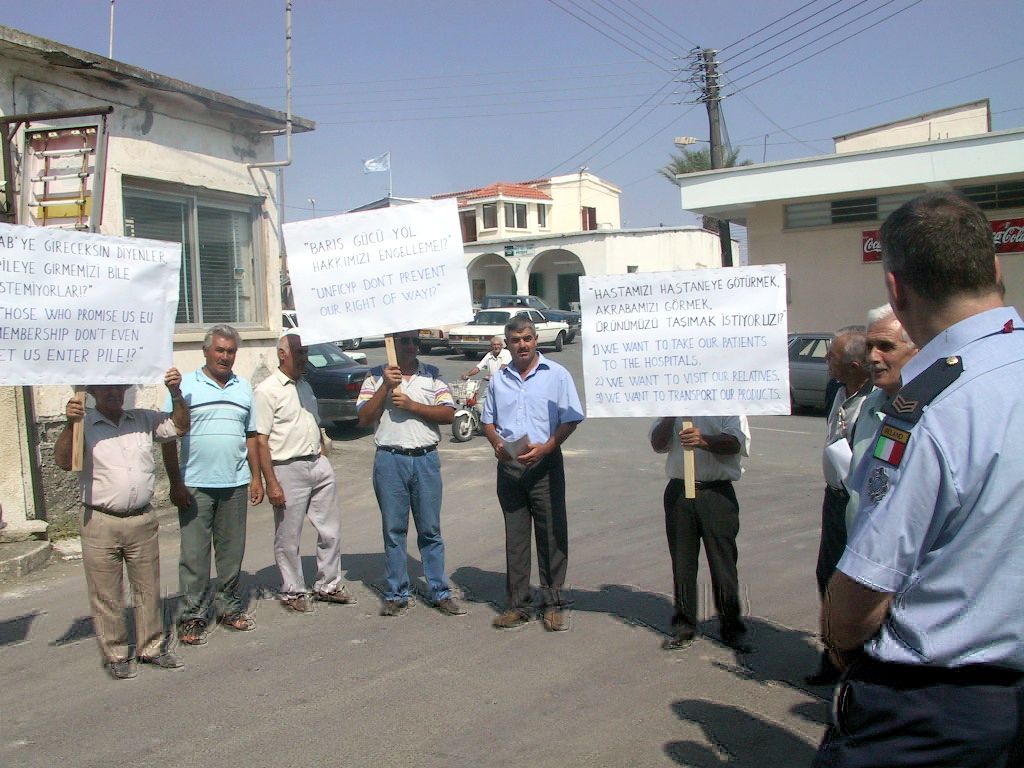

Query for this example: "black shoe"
[662,631,696,651]
[138,651,184,669]
[720,623,753,653]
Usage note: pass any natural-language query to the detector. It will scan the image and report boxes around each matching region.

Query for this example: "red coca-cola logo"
[993,219,1024,253]
[862,230,882,262]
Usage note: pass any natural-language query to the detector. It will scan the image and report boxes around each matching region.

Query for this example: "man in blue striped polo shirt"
[162,324,264,646]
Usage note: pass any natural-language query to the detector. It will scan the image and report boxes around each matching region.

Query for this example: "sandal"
[177,618,208,646]
[217,612,256,632]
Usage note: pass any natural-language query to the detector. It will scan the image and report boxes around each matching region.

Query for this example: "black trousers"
[663,479,742,633]
[814,658,1024,767]
[815,485,849,597]
[496,449,567,609]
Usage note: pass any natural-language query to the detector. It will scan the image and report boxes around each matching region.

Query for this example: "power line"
[613,0,699,51]
[589,0,685,60]
[596,104,700,172]
[720,0,825,53]
[538,75,681,176]
[725,0,875,76]
[545,0,678,73]
[726,0,924,96]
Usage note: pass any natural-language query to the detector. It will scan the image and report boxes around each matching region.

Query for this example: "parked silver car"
[788,332,834,411]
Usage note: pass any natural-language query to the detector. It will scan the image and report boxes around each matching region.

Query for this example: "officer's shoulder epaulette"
[882,355,964,425]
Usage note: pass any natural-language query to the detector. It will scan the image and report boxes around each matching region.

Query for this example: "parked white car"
[447,308,569,359]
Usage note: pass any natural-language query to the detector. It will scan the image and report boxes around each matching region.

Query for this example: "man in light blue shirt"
[162,325,263,646]
[483,315,584,632]
[816,192,1024,767]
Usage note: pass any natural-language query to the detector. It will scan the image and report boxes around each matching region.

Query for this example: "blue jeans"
[372,449,450,602]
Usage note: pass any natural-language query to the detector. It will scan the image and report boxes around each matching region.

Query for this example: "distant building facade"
[671,101,1024,330]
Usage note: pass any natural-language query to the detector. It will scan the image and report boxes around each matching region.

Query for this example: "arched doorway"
[467,252,515,307]
[528,248,585,310]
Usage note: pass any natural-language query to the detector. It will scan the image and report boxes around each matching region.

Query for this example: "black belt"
[272,454,319,465]
[695,479,733,490]
[851,657,1023,687]
[84,503,151,518]
[377,445,437,457]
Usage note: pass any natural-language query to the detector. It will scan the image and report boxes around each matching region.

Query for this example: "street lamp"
[673,136,701,148]
[308,197,316,217]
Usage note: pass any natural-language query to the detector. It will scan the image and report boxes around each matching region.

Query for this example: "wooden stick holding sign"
[71,389,86,472]
[682,419,696,499]
[383,334,401,393]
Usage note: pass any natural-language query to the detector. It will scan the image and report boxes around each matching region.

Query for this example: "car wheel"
[348,338,361,350]
[554,332,565,352]
[567,332,576,343]
[452,412,475,442]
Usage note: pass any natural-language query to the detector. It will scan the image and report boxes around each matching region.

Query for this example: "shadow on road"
[0,611,39,647]
[665,698,818,767]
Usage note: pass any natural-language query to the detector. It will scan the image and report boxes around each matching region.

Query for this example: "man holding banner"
[356,329,464,618]
[54,369,190,680]
[650,415,751,652]
[483,315,584,632]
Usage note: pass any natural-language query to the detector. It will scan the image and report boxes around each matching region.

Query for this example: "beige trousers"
[80,507,164,662]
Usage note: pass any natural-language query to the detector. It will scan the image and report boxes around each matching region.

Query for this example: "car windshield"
[474,311,511,325]
[306,343,358,368]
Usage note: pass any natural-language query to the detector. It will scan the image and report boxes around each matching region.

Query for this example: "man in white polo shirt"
[357,329,464,618]
[162,324,264,646]
[254,330,356,612]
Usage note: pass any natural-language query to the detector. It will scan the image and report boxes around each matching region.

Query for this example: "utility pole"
[698,48,733,267]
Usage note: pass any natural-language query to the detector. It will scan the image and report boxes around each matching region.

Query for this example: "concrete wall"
[745,198,1024,332]
[544,173,622,232]
[835,103,989,153]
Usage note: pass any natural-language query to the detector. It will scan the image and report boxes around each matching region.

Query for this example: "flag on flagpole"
[363,151,390,173]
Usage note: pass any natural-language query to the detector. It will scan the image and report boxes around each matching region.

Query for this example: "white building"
[670,100,1024,331]
[432,174,723,309]
[0,25,312,528]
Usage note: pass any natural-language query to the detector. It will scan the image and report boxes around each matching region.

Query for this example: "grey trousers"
[272,455,343,596]
[177,483,248,623]
[80,507,164,662]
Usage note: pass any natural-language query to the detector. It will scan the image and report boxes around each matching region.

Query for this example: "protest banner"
[283,198,473,348]
[580,265,789,418]
[0,222,180,386]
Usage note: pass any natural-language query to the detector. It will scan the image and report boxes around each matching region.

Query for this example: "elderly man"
[815,192,1024,767]
[357,330,463,617]
[483,315,584,632]
[54,369,189,680]
[461,335,510,381]
[843,305,917,531]
[254,331,356,612]
[806,327,871,685]
[162,324,263,646]
[650,415,752,652]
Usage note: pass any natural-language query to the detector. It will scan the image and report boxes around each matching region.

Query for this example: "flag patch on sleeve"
[873,424,910,466]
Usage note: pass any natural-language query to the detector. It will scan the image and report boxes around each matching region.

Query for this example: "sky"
[4,0,1023,230]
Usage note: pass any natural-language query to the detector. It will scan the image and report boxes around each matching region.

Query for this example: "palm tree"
[659,147,751,231]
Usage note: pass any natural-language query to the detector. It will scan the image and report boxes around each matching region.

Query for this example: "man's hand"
[267,480,286,508]
[390,390,414,411]
[65,397,85,423]
[517,442,551,466]
[679,425,704,448]
[164,367,183,395]
[249,476,265,505]
[381,365,402,390]
[492,441,512,462]
[169,481,194,510]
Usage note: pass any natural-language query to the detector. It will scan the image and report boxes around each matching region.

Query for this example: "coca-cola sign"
[992,218,1024,254]
[862,230,882,262]
[864,218,1024,262]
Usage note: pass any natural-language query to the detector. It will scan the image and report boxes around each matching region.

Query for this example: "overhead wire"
[613,0,700,51]
[719,0,826,53]
[725,0,925,96]
[588,0,686,60]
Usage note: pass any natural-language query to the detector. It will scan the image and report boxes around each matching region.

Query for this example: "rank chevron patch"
[890,395,918,416]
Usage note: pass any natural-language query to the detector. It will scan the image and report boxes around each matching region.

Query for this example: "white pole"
[108,0,115,58]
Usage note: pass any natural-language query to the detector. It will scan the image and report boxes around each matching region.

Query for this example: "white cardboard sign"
[580,265,790,417]
[283,199,473,343]
[0,222,180,385]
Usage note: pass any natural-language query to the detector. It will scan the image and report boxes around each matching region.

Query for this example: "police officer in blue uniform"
[815,191,1024,767]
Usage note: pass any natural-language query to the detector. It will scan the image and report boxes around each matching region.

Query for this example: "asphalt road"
[1,339,833,768]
